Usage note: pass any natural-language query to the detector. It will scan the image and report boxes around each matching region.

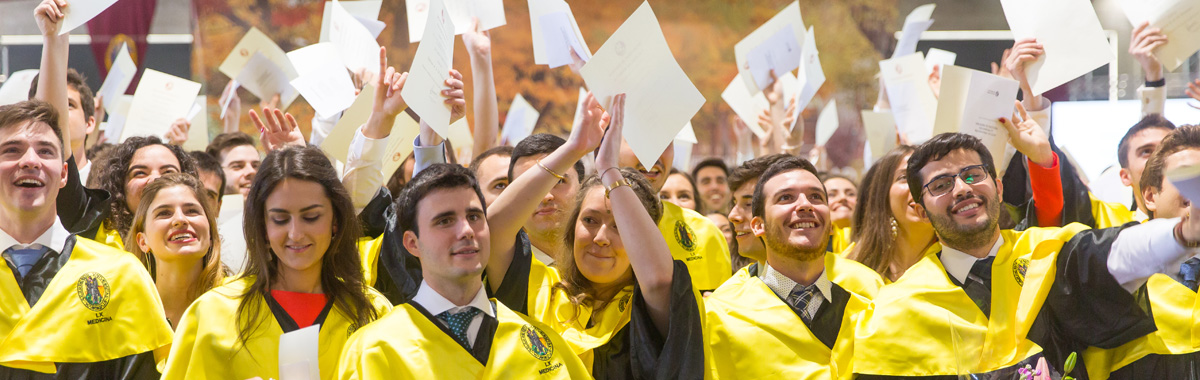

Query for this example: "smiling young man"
[619,139,732,293]
[205,132,260,197]
[852,133,1200,378]
[0,100,172,378]
[507,134,585,266]
[336,164,588,379]
[692,157,731,215]
[705,156,882,379]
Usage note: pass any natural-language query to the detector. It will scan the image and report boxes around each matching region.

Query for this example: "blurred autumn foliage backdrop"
[193,0,901,170]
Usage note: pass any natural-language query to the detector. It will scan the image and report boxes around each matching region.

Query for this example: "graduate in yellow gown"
[706,157,883,379]
[0,99,173,378]
[484,94,707,378]
[853,133,1167,378]
[162,145,390,379]
[336,164,589,379]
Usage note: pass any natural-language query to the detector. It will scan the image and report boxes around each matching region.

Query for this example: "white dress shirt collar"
[0,217,69,253]
[941,235,1003,284]
[761,263,833,302]
[412,280,495,318]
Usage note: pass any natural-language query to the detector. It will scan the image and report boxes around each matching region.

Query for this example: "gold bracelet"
[605,178,632,199]
[537,159,567,182]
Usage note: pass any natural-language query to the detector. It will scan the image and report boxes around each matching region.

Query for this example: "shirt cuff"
[1138,86,1167,117]
[412,136,447,177]
[347,126,388,165]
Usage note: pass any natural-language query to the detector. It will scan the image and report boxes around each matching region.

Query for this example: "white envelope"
[408,0,507,43]
[1000,0,1114,96]
[879,53,937,144]
[121,70,202,143]
[500,93,540,146]
[933,65,1020,168]
[733,1,804,93]
[579,1,705,170]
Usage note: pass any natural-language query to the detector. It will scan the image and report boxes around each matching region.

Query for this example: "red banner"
[86,0,157,91]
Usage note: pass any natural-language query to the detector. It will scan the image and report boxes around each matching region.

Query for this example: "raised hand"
[1001,100,1053,167]
[463,17,492,58]
[34,0,65,36]
[165,118,191,146]
[928,64,941,99]
[566,92,606,155]
[1130,21,1167,82]
[444,69,467,123]
[250,107,304,152]
[1186,79,1200,110]
[373,46,408,118]
[1005,38,1044,94]
[991,48,1013,80]
[595,93,626,172]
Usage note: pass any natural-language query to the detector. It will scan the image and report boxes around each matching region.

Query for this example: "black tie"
[962,257,994,317]
[1178,257,1200,292]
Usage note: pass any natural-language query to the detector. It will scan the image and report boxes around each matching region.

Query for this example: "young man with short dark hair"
[506,133,586,265]
[469,145,513,207]
[692,157,731,214]
[205,132,259,197]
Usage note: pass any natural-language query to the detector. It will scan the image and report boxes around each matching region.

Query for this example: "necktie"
[437,307,481,347]
[3,245,48,279]
[962,256,995,317]
[1178,257,1200,292]
[786,284,819,323]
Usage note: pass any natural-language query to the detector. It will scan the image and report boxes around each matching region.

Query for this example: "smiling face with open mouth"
[917,149,1002,251]
[0,120,67,216]
[618,138,674,192]
[752,169,831,263]
[728,180,765,262]
[571,188,633,286]
[265,179,335,279]
[137,185,212,261]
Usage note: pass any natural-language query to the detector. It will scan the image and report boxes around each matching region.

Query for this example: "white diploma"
[446,117,475,163]
[792,25,824,132]
[734,1,804,93]
[540,11,591,68]
[58,0,119,35]
[234,52,299,110]
[500,93,540,146]
[925,48,957,74]
[530,0,592,66]
[1120,0,1200,72]
[0,70,39,106]
[580,1,705,170]
[183,97,208,152]
[102,94,134,143]
[933,65,1020,168]
[746,24,803,91]
[401,0,457,137]
[321,85,374,162]
[382,112,421,179]
[893,4,936,58]
[218,27,298,85]
[570,87,588,130]
[1000,0,1114,96]
[330,0,382,76]
[815,99,838,146]
[672,123,698,171]
[278,324,320,380]
[96,44,137,111]
[861,110,898,165]
[219,80,239,120]
[879,52,937,144]
[287,43,357,118]
[675,122,698,144]
[1166,163,1200,205]
[121,69,202,143]
[408,0,506,43]
[319,0,382,43]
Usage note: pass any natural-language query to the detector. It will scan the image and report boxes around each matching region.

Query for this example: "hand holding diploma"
[1000,101,1054,167]
[1130,22,1168,82]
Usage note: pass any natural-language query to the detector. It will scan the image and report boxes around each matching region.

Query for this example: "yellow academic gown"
[94,222,125,251]
[658,202,732,292]
[853,224,1106,376]
[161,277,392,380]
[831,226,852,255]
[335,300,591,379]
[705,254,882,379]
[1089,194,1140,229]
[0,236,172,376]
[1083,273,1200,379]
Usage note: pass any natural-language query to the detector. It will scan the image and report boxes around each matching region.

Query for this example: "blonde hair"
[125,173,226,302]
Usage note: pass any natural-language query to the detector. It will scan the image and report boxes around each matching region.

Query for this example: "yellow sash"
[161,277,391,380]
[1089,194,1139,229]
[658,202,732,291]
[525,258,636,372]
[831,226,852,255]
[1083,274,1200,379]
[706,253,881,379]
[95,222,125,251]
[357,235,385,287]
[0,237,172,373]
[853,224,1086,376]
[335,300,590,379]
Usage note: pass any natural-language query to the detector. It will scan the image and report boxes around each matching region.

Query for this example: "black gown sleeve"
[0,350,159,380]
[627,260,706,380]
[488,230,533,316]
[1028,223,1157,379]
[357,187,392,239]
[56,156,111,239]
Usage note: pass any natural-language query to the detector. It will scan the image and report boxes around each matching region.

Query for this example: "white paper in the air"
[925,48,957,74]
[861,110,898,165]
[880,52,937,144]
[402,0,457,137]
[580,1,706,170]
[218,27,299,86]
[792,26,824,132]
[121,70,202,143]
[408,0,507,43]
[287,43,357,118]
[734,1,804,93]
[814,99,838,146]
[319,0,383,43]
[1000,0,1114,96]
[1120,0,1200,72]
[746,25,803,91]
[103,95,134,143]
[500,93,540,146]
[933,65,1020,167]
[723,72,799,138]
[0,70,39,106]
[893,4,936,58]
[184,96,208,152]
[382,112,422,179]
[321,85,375,162]
[235,52,299,110]
[58,0,119,35]
[330,0,382,76]
[96,44,137,111]
[530,0,592,65]
[541,11,591,68]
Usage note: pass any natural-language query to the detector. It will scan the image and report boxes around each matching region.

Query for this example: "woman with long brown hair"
[126,173,226,328]
[162,145,390,379]
[847,146,937,282]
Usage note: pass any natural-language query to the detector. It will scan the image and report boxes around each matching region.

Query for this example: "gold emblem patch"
[673,220,697,252]
[76,272,111,312]
[520,324,555,362]
[1012,257,1030,287]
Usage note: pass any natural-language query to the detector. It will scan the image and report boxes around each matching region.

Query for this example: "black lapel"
[11,235,78,307]
[470,301,498,365]
[264,292,335,333]
[807,284,850,349]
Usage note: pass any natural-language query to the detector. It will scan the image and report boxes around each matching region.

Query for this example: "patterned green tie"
[437,308,481,347]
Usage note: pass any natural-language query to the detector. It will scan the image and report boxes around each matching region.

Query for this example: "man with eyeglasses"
[853,133,1200,379]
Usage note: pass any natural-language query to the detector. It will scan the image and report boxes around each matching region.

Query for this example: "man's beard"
[763,223,829,263]
[928,194,1000,252]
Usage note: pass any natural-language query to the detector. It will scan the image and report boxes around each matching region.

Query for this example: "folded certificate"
[792,26,824,132]
[408,0,506,43]
[96,44,137,111]
[734,1,805,93]
[530,0,592,66]
[893,4,936,58]
[879,53,937,144]
[1000,0,1114,96]
[1121,0,1200,72]
[330,0,382,76]
[500,93,539,146]
[121,69,202,143]
[287,43,357,118]
[933,65,1020,168]
[580,1,705,170]
[235,52,300,110]
[321,85,374,162]
[319,0,382,43]
[401,0,457,138]
[861,110,898,165]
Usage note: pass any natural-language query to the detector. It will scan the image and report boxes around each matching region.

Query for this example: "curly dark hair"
[96,136,198,239]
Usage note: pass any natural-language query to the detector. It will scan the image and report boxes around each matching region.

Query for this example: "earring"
[890,217,898,238]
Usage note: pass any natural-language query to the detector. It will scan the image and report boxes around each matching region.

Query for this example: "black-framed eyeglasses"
[921,165,990,198]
